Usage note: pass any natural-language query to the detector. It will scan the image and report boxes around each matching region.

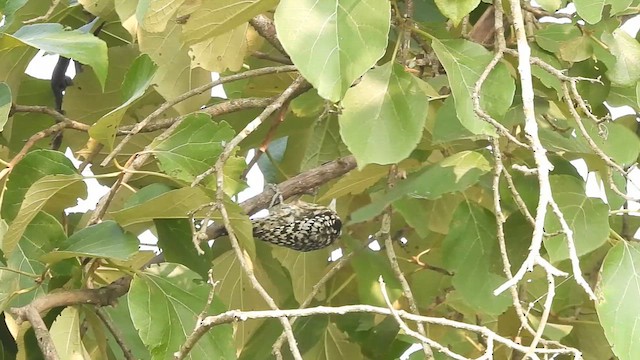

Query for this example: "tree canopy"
[1,0,640,359]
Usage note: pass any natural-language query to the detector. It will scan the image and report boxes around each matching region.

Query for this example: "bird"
[251,200,342,251]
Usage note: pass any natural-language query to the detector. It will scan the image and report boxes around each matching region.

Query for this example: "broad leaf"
[544,175,610,263]
[149,114,235,184]
[596,241,640,360]
[339,62,429,166]
[50,307,91,359]
[0,212,64,311]
[350,151,491,223]
[138,23,211,114]
[574,0,607,24]
[110,187,214,227]
[431,39,514,136]
[129,263,235,360]
[318,164,389,202]
[40,221,138,263]
[434,0,480,25]
[274,0,391,101]
[189,24,249,73]
[442,202,511,314]
[156,219,213,279]
[137,0,186,33]
[11,23,108,88]
[3,174,85,256]
[181,0,278,44]
[271,247,332,303]
[302,322,361,359]
[301,114,349,171]
[2,150,80,222]
[89,54,157,149]
[601,29,640,86]
[211,251,280,352]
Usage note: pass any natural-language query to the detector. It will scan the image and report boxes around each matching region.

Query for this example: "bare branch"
[9,306,60,359]
[249,14,289,56]
[178,303,583,359]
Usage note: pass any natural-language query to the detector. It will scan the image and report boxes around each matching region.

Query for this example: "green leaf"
[602,29,640,86]
[211,250,282,351]
[224,199,257,260]
[137,0,186,33]
[442,202,511,314]
[138,24,211,114]
[2,150,80,222]
[149,114,236,185]
[534,24,582,53]
[0,212,64,311]
[350,151,491,223]
[339,62,429,166]
[50,307,91,359]
[0,82,11,132]
[544,175,609,263]
[535,0,563,11]
[182,0,278,44]
[156,219,213,279]
[274,0,391,101]
[271,247,332,303]
[432,96,477,143]
[559,35,593,62]
[302,322,362,359]
[189,24,249,73]
[318,164,389,202]
[431,39,514,136]
[11,23,108,89]
[3,174,85,256]
[574,0,606,24]
[40,221,138,263]
[301,114,349,171]
[596,241,640,360]
[128,263,235,360]
[434,0,480,25]
[586,121,640,166]
[103,297,152,359]
[347,237,403,306]
[89,54,157,149]
[393,197,430,238]
[110,187,214,227]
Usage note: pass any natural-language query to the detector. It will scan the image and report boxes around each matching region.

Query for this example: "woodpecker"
[251,200,342,251]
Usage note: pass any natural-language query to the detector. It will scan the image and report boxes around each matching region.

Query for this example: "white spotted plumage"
[251,200,342,251]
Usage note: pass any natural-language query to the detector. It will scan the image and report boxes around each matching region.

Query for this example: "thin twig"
[95,308,136,360]
[271,248,357,357]
[7,109,90,168]
[381,166,433,359]
[102,65,298,166]
[176,304,582,358]
[523,271,556,359]
[178,77,311,360]
[249,14,289,56]
[10,306,60,359]
[378,277,465,360]
[495,0,568,298]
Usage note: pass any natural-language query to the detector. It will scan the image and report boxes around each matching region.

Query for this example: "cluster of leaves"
[0,0,640,359]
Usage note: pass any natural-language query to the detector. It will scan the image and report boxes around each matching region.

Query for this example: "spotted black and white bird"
[251,200,342,252]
